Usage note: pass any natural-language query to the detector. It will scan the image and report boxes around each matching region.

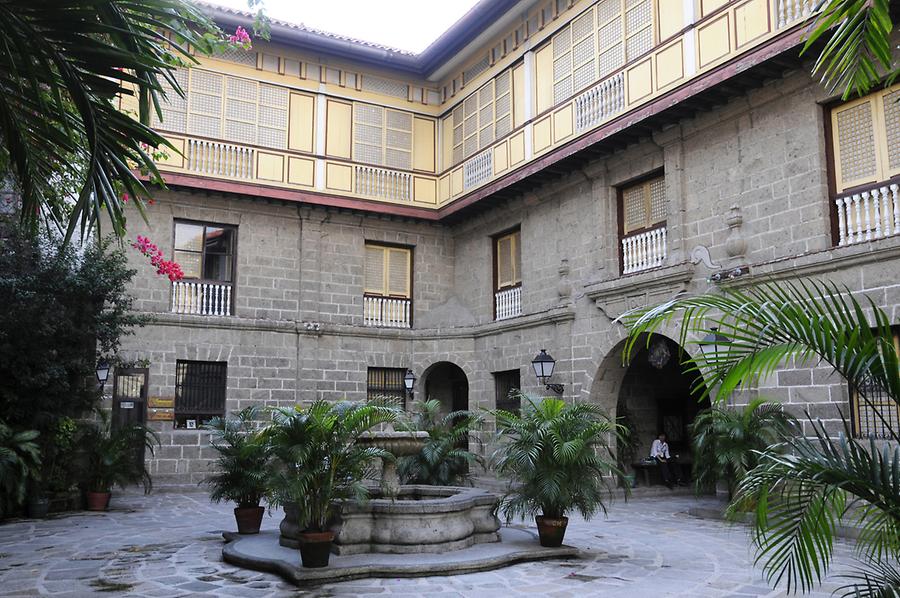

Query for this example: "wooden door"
[112,368,149,468]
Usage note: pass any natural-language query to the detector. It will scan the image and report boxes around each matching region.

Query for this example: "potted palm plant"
[396,399,484,486]
[202,407,270,534]
[266,400,396,568]
[81,412,159,511]
[492,394,625,547]
[690,398,798,499]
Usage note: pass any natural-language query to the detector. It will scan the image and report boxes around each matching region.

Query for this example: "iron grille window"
[494,369,521,414]
[852,327,900,439]
[175,360,227,429]
[367,367,406,407]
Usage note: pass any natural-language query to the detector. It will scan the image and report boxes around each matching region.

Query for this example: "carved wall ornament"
[557,258,572,299]
[724,205,747,259]
[690,245,721,270]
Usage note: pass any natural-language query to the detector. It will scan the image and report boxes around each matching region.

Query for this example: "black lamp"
[95,360,111,390]
[403,369,416,392]
[531,349,564,394]
[699,327,730,357]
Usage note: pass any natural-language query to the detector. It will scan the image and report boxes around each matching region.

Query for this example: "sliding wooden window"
[364,244,412,298]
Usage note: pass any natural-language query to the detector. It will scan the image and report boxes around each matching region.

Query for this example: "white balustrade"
[463,149,493,191]
[777,0,814,27]
[363,296,412,328]
[621,226,668,274]
[186,139,254,179]
[171,281,233,316]
[835,183,900,246]
[494,286,522,321]
[354,166,412,202]
[574,73,625,132]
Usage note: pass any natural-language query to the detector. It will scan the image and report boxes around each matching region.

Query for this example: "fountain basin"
[280,485,501,555]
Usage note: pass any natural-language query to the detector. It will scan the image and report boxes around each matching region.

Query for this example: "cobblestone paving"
[0,492,856,597]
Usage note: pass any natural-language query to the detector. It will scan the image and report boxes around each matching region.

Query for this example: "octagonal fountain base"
[223,527,579,587]
[280,485,501,554]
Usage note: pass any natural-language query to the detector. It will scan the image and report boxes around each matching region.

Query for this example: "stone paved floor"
[0,491,857,597]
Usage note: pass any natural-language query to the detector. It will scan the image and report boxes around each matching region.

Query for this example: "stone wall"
[115,67,900,487]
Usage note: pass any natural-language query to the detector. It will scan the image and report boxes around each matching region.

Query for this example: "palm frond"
[802,0,896,100]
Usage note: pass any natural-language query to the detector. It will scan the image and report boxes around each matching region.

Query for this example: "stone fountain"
[279,428,501,554]
[226,428,578,587]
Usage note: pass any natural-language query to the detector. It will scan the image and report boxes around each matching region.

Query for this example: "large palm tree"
[0,0,219,241]
[622,279,900,596]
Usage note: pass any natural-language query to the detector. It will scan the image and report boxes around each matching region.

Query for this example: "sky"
[213,0,482,54]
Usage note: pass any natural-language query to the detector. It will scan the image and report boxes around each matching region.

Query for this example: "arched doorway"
[614,334,709,478]
[421,361,469,414]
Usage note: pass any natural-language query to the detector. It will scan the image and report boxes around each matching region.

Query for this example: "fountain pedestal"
[279,430,501,554]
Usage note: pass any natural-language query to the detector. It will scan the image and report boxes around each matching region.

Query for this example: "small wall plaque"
[147,408,174,422]
[148,396,175,409]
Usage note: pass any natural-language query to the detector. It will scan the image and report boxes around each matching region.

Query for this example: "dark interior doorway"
[615,335,709,472]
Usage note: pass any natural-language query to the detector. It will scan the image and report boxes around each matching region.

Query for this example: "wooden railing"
[355,166,412,202]
[776,0,814,28]
[835,183,900,246]
[494,286,522,321]
[463,149,493,191]
[574,72,625,132]
[363,295,411,328]
[622,225,667,274]
[171,281,233,316]
[185,139,254,179]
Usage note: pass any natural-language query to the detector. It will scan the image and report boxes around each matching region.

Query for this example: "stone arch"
[589,331,710,477]
[419,361,469,415]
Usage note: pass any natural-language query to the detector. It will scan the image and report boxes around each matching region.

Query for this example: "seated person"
[649,433,684,488]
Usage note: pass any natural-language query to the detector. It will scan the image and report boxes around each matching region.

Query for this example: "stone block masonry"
[116,69,900,487]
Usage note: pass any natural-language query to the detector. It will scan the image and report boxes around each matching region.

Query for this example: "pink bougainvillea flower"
[121,193,129,203]
[228,26,252,50]
[131,235,184,281]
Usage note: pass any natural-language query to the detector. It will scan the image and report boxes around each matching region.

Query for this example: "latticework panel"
[385,148,411,170]
[227,77,257,102]
[191,93,221,116]
[260,84,288,109]
[836,102,878,183]
[596,0,620,23]
[464,55,491,85]
[598,45,624,78]
[361,75,408,99]
[649,177,666,223]
[152,69,188,133]
[224,120,256,145]
[258,127,286,149]
[882,90,900,170]
[217,47,257,67]
[625,0,653,60]
[623,184,646,233]
[188,113,221,138]
[226,99,256,122]
[495,70,511,96]
[386,110,412,132]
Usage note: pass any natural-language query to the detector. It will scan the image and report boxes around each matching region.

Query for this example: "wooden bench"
[632,460,691,486]
[631,461,660,487]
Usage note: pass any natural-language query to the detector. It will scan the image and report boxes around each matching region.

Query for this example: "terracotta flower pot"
[86,491,111,512]
[234,506,265,534]
[298,530,335,568]
[535,515,568,547]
